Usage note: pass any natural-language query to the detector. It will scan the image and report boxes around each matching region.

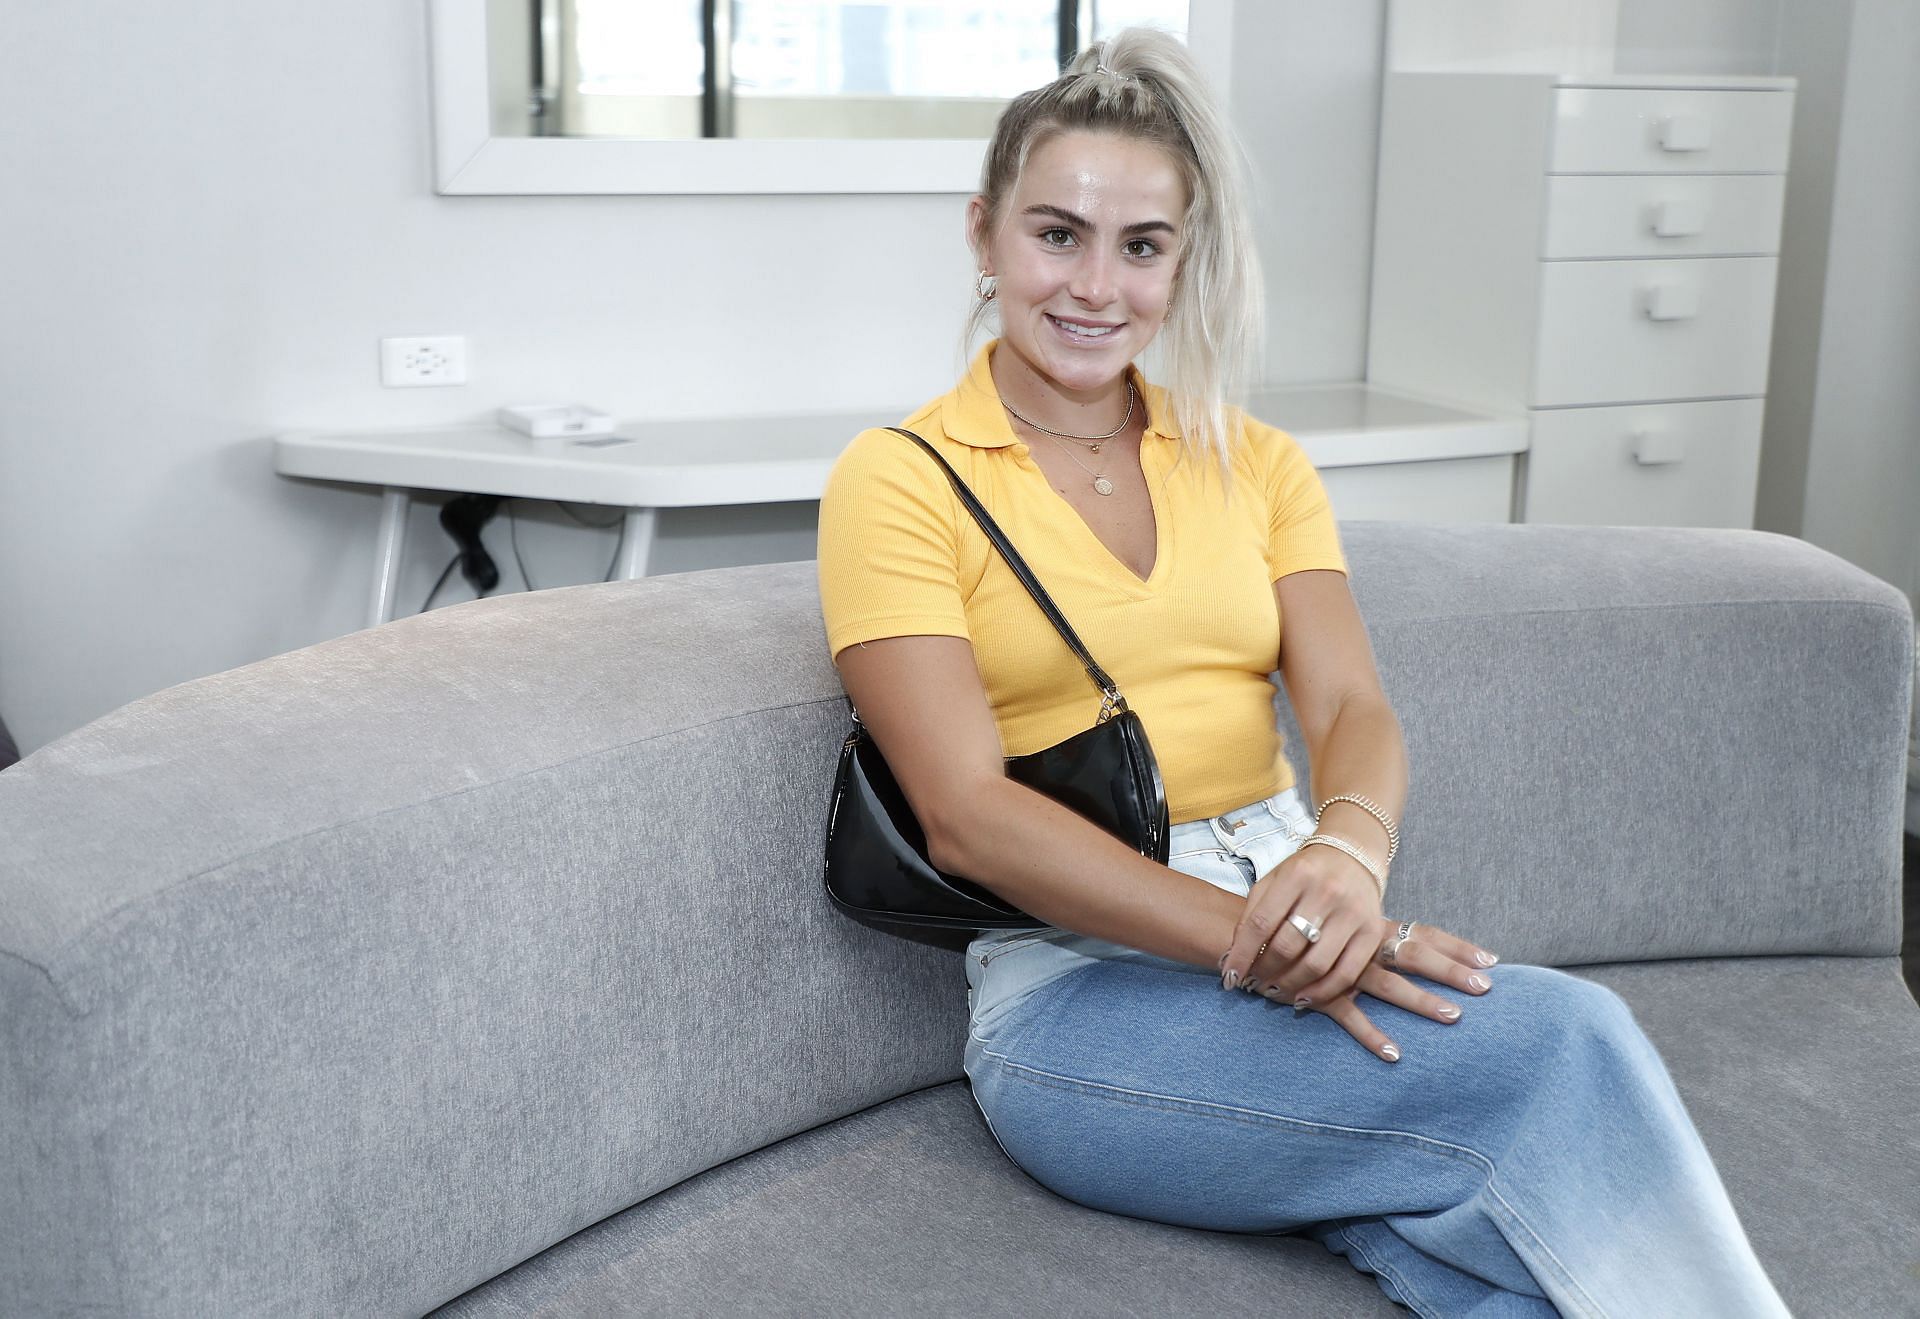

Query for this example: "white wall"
[0,1,1392,755]
[1786,0,1920,598]
[3,1,1912,757]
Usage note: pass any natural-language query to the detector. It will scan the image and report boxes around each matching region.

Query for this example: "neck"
[988,346,1133,435]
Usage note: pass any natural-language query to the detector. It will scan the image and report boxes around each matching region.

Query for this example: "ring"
[1254,940,1270,958]
[1379,919,1417,967]
[1287,914,1322,945]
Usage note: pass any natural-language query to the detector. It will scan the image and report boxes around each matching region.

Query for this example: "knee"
[1484,965,1644,1058]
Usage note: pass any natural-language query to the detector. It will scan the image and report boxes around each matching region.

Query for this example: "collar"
[942,340,1181,448]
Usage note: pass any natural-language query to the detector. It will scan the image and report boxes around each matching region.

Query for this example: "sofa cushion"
[435,955,1919,1318]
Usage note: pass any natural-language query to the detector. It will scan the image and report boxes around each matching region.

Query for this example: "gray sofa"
[4,522,1916,1317]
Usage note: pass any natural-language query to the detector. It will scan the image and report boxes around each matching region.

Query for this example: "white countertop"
[275,381,1526,508]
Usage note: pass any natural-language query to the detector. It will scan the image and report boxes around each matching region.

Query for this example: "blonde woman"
[817,30,1786,1317]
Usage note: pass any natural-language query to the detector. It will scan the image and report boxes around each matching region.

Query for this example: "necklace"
[1001,379,1136,452]
[1045,433,1117,496]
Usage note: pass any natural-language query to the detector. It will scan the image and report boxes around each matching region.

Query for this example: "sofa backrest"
[0,523,1909,1313]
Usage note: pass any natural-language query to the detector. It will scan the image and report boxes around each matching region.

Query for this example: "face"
[971,130,1187,402]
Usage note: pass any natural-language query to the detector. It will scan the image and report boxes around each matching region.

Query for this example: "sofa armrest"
[1322,523,1914,967]
[0,563,960,1314]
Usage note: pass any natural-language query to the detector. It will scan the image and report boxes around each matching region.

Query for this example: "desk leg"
[369,487,411,628]
[613,508,657,580]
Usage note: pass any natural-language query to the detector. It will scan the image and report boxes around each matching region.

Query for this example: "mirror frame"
[428,0,1235,195]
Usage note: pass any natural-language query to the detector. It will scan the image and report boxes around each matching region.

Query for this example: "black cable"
[503,499,625,590]
[602,526,625,583]
[507,502,539,593]
[418,553,461,613]
[554,501,625,530]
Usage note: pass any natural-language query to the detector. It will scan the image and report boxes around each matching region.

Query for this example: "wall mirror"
[431,0,1229,194]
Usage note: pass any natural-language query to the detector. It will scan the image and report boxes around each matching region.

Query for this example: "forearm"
[927,778,1242,971]
[1300,692,1408,866]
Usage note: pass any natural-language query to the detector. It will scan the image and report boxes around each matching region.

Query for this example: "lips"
[1046,313,1122,344]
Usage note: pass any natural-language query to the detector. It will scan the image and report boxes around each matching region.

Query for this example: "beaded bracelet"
[1298,833,1387,901]
[1314,793,1400,865]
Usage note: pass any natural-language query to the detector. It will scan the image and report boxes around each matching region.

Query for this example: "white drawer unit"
[1522,398,1766,528]
[1368,71,1795,528]
[1548,86,1795,174]
[1542,175,1787,260]
[1320,456,1516,524]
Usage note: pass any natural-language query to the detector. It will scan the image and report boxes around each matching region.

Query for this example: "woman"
[817,30,1787,1318]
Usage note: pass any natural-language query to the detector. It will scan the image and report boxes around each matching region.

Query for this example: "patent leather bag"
[822,427,1169,930]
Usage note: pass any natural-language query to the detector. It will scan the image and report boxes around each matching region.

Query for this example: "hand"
[1230,917,1500,1063]
[1219,841,1385,1010]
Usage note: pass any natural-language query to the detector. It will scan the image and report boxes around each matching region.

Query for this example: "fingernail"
[1380,1043,1400,1062]
[1293,996,1312,1010]
[1437,1004,1462,1021]
[1243,977,1264,994]
[1475,951,1499,967]
[1468,974,1490,991]
[1222,969,1240,991]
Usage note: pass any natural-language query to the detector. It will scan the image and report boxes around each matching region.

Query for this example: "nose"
[1068,246,1118,309]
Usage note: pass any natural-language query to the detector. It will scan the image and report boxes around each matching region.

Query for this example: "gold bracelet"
[1297,833,1387,901]
[1314,793,1400,865]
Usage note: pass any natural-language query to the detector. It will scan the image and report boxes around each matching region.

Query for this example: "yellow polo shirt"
[817,342,1346,824]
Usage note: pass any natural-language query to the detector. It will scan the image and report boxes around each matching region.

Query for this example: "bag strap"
[886,426,1128,717]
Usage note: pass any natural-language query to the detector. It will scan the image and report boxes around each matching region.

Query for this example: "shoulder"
[825,423,961,505]
[1211,407,1316,492]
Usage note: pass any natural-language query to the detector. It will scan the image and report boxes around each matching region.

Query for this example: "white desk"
[274,383,1525,628]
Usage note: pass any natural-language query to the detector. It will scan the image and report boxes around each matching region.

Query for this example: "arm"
[834,634,1244,970]
[1275,569,1408,859]
[1218,570,1495,1059]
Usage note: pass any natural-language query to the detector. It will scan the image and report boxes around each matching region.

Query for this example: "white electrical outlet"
[380,335,468,388]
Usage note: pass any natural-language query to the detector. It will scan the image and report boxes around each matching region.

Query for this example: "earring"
[975,271,997,302]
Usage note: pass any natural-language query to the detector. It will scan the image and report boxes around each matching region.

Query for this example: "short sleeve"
[817,428,973,661]
[1255,421,1348,582]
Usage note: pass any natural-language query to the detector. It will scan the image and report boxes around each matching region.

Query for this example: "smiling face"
[971,129,1188,410]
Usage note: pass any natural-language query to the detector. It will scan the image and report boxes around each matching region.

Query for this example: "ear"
[965,195,992,274]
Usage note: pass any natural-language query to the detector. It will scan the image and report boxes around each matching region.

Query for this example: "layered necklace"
[1002,379,1136,497]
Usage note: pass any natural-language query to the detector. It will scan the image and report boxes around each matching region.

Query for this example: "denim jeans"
[963,789,1788,1318]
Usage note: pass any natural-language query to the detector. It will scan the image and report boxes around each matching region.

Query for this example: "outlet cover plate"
[381,335,468,387]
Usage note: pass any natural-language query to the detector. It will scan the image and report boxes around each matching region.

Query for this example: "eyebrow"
[1021,203,1176,238]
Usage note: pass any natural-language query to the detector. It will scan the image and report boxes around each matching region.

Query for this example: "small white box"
[497,404,617,439]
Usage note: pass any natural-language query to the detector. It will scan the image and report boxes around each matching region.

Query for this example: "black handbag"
[822,427,1169,929]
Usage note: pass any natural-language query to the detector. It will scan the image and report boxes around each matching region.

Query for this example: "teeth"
[1053,317,1116,337]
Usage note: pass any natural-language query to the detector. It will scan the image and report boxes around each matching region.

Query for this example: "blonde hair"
[965,28,1263,472]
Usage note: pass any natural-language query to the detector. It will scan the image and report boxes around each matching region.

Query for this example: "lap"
[965,953,1641,1232]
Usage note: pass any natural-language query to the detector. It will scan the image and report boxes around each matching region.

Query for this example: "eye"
[1124,237,1163,260]
[1039,227,1076,248]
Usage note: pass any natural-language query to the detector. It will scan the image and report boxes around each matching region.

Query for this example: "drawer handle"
[1642,283,1701,321]
[1632,428,1686,466]
[1659,114,1712,152]
[1650,199,1708,237]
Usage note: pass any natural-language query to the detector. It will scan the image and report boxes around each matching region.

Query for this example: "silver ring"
[1287,914,1322,945]
[1379,919,1417,967]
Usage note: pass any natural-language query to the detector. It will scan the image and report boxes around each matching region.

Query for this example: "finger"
[1389,936,1496,997]
[1356,964,1465,1025]
[1222,872,1310,990]
[1267,908,1365,999]
[1294,924,1382,1007]
[1317,993,1401,1063]
[1402,921,1499,971]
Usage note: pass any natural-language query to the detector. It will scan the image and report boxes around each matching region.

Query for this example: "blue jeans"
[963,789,1787,1318]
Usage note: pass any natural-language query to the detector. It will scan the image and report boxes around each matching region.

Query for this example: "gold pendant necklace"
[1046,433,1116,496]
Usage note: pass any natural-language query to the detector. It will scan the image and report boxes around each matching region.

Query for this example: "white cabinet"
[1368,72,1795,527]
